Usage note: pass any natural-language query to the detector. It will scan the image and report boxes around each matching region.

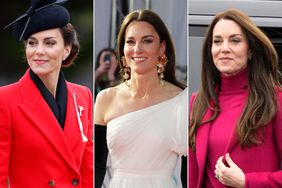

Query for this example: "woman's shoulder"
[94,83,126,125]
[164,81,186,97]
[97,83,122,98]
[67,81,89,91]
[95,83,126,105]
[66,82,92,98]
[0,82,20,96]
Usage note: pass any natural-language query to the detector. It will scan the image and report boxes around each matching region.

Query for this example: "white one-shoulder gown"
[107,88,188,188]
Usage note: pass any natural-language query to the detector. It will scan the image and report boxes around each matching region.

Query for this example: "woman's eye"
[143,39,153,44]
[213,39,222,44]
[125,40,135,44]
[45,41,56,46]
[27,40,36,46]
[231,38,241,44]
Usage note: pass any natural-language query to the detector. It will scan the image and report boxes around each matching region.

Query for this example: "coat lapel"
[194,89,248,187]
[63,84,86,154]
[18,70,79,173]
[223,127,239,156]
[223,91,247,155]
[196,108,212,187]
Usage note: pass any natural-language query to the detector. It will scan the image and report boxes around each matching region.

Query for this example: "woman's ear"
[63,45,72,60]
[160,41,166,55]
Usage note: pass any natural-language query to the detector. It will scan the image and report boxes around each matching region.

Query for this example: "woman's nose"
[221,41,230,53]
[133,42,142,53]
[35,43,45,54]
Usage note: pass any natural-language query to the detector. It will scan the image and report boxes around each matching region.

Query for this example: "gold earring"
[121,56,130,83]
[157,54,168,86]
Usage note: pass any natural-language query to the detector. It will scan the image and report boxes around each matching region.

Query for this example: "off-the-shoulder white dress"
[106,88,188,188]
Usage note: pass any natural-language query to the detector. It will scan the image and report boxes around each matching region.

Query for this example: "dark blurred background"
[0,0,93,90]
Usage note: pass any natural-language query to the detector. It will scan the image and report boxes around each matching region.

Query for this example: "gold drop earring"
[121,56,130,87]
[157,54,168,86]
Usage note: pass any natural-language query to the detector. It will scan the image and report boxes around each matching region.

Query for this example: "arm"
[80,88,93,188]
[189,147,199,188]
[94,90,109,187]
[0,94,12,188]
[220,152,282,188]
[215,91,282,188]
[95,124,108,188]
[180,89,188,187]
[181,156,187,188]
[244,93,282,188]
[95,63,110,80]
[245,171,282,188]
[244,92,282,188]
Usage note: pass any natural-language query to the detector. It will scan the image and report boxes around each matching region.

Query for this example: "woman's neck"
[220,67,248,92]
[37,71,60,98]
[127,73,162,99]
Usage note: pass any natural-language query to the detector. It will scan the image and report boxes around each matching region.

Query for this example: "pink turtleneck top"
[203,68,248,188]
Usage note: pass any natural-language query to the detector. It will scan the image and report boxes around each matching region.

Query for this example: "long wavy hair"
[116,9,186,89]
[189,8,281,150]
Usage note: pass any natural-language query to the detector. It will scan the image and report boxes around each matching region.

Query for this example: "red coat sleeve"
[0,91,12,187]
[80,88,93,188]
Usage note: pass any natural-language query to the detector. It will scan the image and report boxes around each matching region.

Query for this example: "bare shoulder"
[96,87,115,103]
[94,84,125,125]
[163,81,185,97]
[96,83,127,101]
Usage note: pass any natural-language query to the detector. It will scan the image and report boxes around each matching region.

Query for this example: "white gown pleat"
[107,88,188,188]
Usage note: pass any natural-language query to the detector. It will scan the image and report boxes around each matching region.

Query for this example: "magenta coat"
[0,70,93,188]
[189,92,282,188]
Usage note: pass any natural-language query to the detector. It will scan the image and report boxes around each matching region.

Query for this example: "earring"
[248,52,252,60]
[157,54,168,86]
[121,56,130,84]
[248,54,252,60]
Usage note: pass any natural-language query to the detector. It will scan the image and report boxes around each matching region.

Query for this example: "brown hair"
[59,23,80,67]
[189,8,281,150]
[116,9,186,89]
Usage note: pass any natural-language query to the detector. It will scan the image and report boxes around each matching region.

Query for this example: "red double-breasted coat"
[0,70,93,188]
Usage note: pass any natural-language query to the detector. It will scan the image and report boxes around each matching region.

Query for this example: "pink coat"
[0,70,93,188]
[189,92,282,188]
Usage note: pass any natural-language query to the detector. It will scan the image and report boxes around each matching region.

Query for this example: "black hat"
[4,0,70,41]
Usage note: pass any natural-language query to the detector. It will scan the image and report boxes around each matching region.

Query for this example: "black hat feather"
[4,0,70,41]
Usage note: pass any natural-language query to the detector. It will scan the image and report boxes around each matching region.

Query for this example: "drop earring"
[157,54,168,86]
[121,56,131,87]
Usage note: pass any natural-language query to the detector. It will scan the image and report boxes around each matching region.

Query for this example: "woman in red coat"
[189,8,282,188]
[0,0,93,187]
